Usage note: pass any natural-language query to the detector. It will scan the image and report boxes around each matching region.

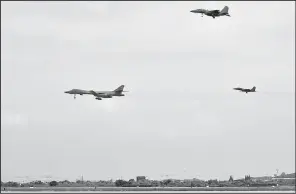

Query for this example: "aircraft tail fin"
[114,85,125,93]
[251,86,256,92]
[220,6,230,16]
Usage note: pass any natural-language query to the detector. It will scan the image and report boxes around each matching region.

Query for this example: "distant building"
[251,176,273,182]
[184,178,203,182]
[234,178,245,181]
[273,173,295,179]
[272,177,295,180]
[136,176,146,182]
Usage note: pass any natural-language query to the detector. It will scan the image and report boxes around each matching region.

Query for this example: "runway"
[2,191,295,193]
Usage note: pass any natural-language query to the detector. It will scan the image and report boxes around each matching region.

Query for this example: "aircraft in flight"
[233,86,256,94]
[64,85,127,100]
[190,6,230,18]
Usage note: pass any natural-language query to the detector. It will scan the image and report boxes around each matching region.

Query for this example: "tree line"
[1,173,295,188]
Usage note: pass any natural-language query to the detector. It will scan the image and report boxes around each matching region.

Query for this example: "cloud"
[87,98,120,113]
[1,111,29,128]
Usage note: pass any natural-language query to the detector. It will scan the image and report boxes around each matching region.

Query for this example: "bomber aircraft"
[64,85,127,100]
[233,86,256,94]
[190,6,230,18]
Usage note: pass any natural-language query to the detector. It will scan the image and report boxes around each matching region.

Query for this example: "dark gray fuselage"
[64,89,124,97]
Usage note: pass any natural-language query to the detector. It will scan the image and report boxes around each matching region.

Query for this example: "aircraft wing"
[208,10,220,14]
[90,90,113,98]
[89,90,104,97]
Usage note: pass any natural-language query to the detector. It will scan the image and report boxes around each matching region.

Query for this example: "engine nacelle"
[101,94,112,98]
[118,94,125,96]
[95,97,102,100]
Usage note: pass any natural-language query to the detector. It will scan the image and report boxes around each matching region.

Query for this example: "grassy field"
[1,186,295,192]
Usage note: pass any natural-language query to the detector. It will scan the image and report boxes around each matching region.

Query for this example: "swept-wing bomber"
[64,85,127,100]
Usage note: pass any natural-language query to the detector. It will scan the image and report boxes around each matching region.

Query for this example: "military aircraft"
[64,85,127,100]
[190,6,230,18]
[233,86,256,94]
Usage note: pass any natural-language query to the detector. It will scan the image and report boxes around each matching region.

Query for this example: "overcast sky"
[1,1,295,182]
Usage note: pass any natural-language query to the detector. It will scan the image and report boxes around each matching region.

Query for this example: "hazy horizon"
[1,1,295,182]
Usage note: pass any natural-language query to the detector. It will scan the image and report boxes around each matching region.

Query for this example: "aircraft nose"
[64,91,70,94]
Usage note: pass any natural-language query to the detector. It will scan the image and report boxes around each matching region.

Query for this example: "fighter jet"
[190,6,230,18]
[233,86,256,94]
[64,85,127,100]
